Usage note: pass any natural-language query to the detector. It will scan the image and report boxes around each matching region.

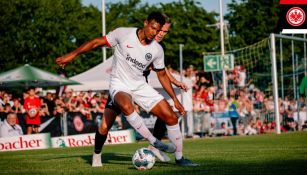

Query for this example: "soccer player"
[56,12,198,167]
[92,14,190,166]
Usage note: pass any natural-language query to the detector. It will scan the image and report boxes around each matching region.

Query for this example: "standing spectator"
[3,103,13,114]
[40,98,50,117]
[185,65,197,89]
[24,87,41,134]
[11,99,25,114]
[228,97,239,135]
[293,105,307,130]
[0,93,13,107]
[193,97,207,136]
[0,112,23,137]
[237,66,246,89]
[44,92,55,116]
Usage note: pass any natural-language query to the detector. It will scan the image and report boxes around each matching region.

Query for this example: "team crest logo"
[286,7,305,26]
[145,53,152,61]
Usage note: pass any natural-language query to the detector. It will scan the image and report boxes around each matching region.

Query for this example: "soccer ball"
[132,148,156,170]
[28,108,38,118]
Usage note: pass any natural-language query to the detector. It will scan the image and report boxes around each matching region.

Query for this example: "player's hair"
[162,13,171,23]
[147,12,165,26]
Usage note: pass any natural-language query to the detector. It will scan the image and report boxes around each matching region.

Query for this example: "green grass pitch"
[0,132,306,175]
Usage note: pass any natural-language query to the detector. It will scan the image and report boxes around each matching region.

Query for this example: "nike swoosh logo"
[126,44,133,48]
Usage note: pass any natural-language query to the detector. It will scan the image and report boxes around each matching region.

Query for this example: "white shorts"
[109,80,164,112]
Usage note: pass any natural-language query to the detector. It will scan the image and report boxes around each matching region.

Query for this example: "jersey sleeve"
[105,27,127,48]
[153,45,165,71]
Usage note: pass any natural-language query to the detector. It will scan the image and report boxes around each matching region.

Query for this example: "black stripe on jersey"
[153,68,165,72]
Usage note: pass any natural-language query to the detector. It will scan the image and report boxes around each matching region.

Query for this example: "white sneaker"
[148,145,171,162]
[92,152,103,167]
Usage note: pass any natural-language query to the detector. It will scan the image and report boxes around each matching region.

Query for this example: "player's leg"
[94,108,117,152]
[150,100,199,166]
[114,91,175,153]
[148,115,171,162]
[153,117,167,140]
[113,91,156,144]
[92,108,117,167]
[93,95,119,167]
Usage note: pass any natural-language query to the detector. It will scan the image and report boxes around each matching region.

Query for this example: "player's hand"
[55,53,75,69]
[175,81,189,92]
[174,98,185,116]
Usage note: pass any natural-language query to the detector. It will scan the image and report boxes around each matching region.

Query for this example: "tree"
[0,0,219,75]
[0,0,102,76]
[225,0,280,48]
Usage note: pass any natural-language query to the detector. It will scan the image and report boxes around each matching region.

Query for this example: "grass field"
[0,132,306,175]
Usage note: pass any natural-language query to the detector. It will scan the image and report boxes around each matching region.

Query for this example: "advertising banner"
[51,129,136,148]
[0,133,51,152]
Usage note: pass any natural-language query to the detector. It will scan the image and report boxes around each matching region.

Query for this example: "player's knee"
[119,103,134,115]
[98,126,108,135]
[165,115,178,125]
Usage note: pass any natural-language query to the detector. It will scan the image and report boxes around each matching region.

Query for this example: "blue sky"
[82,0,233,15]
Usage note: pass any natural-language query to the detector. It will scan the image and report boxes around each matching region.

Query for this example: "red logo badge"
[286,7,306,26]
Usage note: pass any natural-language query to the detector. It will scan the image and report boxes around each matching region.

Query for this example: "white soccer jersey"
[105,27,165,90]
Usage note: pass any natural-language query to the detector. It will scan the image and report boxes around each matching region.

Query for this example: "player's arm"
[156,69,185,115]
[56,37,107,67]
[165,68,188,92]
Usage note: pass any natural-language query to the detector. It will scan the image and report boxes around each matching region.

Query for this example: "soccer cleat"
[152,140,176,153]
[148,145,171,162]
[92,152,103,167]
[175,157,199,167]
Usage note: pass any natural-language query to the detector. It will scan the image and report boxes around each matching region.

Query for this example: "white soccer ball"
[132,147,156,170]
[28,108,38,118]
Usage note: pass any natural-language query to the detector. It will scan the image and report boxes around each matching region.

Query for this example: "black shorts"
[27,124,40,128]
[105,95,121,115]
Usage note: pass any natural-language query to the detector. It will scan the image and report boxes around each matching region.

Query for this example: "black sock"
[94,129,108,154]
[153,117,167,140]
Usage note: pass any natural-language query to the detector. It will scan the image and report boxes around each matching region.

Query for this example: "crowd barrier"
[0,129,136,152]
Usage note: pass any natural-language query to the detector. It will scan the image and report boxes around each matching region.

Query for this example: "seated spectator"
[281,118,298,132]
[0,112,23,137]
[209,122,232,137]
[293,105,306,129]
[237,120,245,135]
[244,121,257,135]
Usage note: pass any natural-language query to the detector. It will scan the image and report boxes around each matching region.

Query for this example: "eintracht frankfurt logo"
[145,53,152,61]
[286,7,305,26]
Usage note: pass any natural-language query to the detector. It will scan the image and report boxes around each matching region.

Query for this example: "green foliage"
[0,0,219,75]
[159,0,219,69]
[105,0,219,70]
[0,0,102,76]
[226,0,280,48]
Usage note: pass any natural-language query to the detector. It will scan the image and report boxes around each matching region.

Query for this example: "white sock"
[126,111,156,145]
[166,123,183,160]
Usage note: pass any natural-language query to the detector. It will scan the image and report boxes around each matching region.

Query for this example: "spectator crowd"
[0,64,306,138]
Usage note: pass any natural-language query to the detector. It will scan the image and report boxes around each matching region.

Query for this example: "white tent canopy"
[67,56,193,111]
